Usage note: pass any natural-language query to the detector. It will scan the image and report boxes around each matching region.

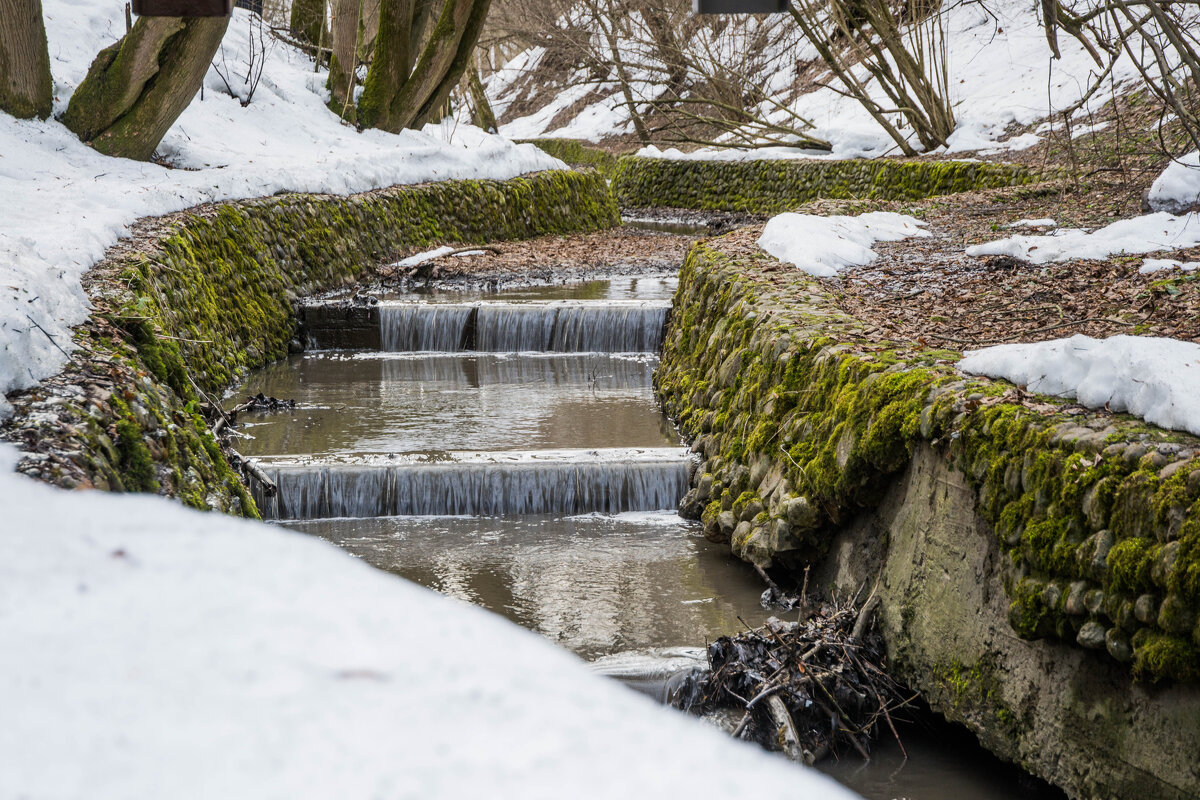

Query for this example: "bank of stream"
[228,275,1060,800]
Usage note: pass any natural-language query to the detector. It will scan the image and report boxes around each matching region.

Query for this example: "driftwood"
[227,447,277,497]
[670,597,912,765]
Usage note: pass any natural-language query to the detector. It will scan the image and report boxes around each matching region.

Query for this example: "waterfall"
[254,452,690,520]
[375,303,668,353]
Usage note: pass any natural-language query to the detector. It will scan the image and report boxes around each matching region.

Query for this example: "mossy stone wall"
[516,138,619,177]
[10,170,618,516]
[658,238,1200,685]
[614,156,1043,213]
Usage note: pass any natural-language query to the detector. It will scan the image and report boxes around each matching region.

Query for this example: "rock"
[1123,443,1148,465]
[678,489,705,519]
[740,499,765,523]
[696,472,713,502]
[1160,459,1191,481]
[835,430,855,471]
[1147,452,1169,470]
[1079,530,1113,582]
[1135,594,1160,625]
[1065,582,1089,616]
[1151,541,1180,588]
[1041,582,1063,611]
[1105,628,1133,663]
[1084,589,1106,618]
[1076,621,1108,650]
[785,496,820,531]
[1081,479,1111,531]
[1157,594,1196,636]
[717,351,743,388]
[717,510,737,537]
[730,521,771,568]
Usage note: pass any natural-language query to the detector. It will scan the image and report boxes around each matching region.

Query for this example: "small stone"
[1179,449,1195,460]
[1123,443,1147,465]
[1065,582,1089,616]
[717,510,737,536]
[740,499,765,523]
[1146,452,1169,470]
[785,496,819,531]
[1041,582,1063,610]
[1105,628,1133,663]
[696,473,713,502]
[1157,594,1196,635]
[1103,443,1125,457]
[1134,594,1159,625]
[678,489,705,519]
[1151,541,1180,588]
[1157,443,1182,455]
[1160,459,1191,481]
[1084,589,1106,617]
[1076,621,1108,650]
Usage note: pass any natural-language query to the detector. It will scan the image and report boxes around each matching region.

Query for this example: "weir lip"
[302,299,672,353]
[251,448,693,521]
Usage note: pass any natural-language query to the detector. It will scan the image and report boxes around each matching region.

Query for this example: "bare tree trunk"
[357,0,417,130]
[409,0,491,127]
[465,52,496,132]
[328,0,360,118]
[593,6,650,144]
[62,15,230,161]
[0,0,53,119]
[290,0,328,45]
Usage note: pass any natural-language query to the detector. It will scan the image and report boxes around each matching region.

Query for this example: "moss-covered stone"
[614,155,1047,213]
[659,235,1200,681]
[517,138,621,178]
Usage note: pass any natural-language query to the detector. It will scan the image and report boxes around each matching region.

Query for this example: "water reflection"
[230,353,677,457]
[285,513,776,661]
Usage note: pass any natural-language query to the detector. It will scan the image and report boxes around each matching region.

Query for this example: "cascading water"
[377,302,669,353]
[255,450,691,520]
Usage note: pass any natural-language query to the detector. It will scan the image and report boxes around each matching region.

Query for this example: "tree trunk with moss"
[61,16,230,161]
[465,54,496,133]
[290,0,328,45]
[357,0,489,132]
[0,0,53,119]
[328,0,360,120]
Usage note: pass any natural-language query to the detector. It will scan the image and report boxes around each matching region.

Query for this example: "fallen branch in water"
[670,597,911,765]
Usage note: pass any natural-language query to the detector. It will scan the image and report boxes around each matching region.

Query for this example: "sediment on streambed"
[655,234,1200,800]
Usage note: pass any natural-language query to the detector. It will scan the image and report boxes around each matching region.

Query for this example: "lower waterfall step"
[301,301,670,352]
[250,448,692,520]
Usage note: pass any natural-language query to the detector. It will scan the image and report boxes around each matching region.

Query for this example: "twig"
[25,314,76,363]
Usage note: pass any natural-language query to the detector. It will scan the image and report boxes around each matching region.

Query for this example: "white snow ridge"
[958,335,1200,436]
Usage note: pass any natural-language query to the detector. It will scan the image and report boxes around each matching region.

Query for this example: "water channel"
[230,275,1060,800]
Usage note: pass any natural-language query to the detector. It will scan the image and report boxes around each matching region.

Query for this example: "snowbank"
[758,212,930,277]
[1148,151,1200,214]
[0,444,859,799]
[958,335,1200,436]
[0,1,564,418]
[965,212,1200,263]
[1139,257,1200,274]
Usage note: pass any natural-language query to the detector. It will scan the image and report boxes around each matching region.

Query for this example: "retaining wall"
[656,235,1200,798]
[614,155,1044,213]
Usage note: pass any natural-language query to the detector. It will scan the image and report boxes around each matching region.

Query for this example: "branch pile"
[670,597,913,765]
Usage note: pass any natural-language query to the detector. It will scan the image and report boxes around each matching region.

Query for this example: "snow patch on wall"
[757,212,930,277]
[959,334,1200,436]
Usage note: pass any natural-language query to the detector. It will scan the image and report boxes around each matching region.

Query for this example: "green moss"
[613,156,1046,213]
[1133,630,1200,682]
[115,419,158,493]
[1108,538,1158,595]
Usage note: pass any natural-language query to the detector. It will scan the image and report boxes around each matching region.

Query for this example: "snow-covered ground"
[489,0,1153,159]
[959,335,1200,437]
[0,443,859,798]
[966,212,1200,263]
[758,212,929,276]
[1149,151,1200,214]
[0,0,564,417]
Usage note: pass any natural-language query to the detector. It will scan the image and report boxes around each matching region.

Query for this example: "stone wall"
[655,235,1200,798]
[614,156,1044,213]
[516,138,620,177]
[2,170,619,516]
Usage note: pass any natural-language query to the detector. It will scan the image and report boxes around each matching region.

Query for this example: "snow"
[958,335,1200,436]
[1148,151,1200,214]
[966,213,1200,264]
[1139,258,1200,274]
[1006,218,1057,229]
[757,212,930,277]
[493,0,1151,159]
[0,1,565,418]
[392,246,457,267]
[0,443,860,799]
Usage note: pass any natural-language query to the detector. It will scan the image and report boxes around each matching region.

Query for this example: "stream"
[230,275,1060,800]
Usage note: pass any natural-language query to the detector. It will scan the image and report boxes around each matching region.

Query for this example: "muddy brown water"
[230,278,1061,800]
